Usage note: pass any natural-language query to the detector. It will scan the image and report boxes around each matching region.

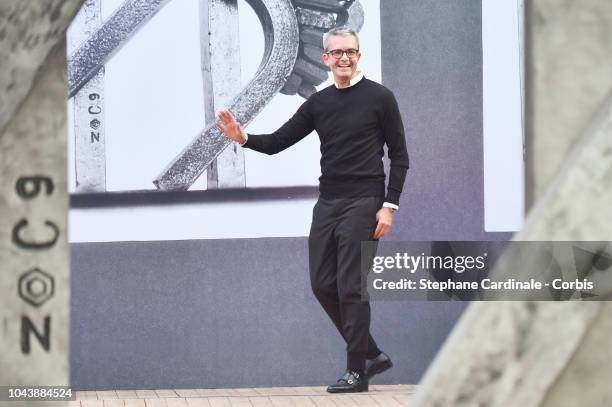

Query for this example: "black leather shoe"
[326,370,368,393]
[365,352,393,379]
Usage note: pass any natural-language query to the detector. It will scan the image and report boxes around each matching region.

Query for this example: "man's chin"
[333,72,354,82]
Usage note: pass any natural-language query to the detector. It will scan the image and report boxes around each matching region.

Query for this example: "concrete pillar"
[0,0,83,390]
[413,1,612,406]
[200,0,246,189]
[525,0,612,206]
[69,0,107,193]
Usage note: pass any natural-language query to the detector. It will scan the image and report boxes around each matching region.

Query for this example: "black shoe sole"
[366,358,393,380]
[326,384,369,393]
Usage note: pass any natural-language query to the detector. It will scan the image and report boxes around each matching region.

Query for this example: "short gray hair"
[323,27,360,51]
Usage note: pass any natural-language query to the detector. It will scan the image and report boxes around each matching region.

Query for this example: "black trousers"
[308,196,382,372]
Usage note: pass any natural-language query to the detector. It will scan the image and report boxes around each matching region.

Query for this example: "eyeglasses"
[325,48,359,58]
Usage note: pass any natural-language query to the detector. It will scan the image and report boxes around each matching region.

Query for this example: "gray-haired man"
[217,27,408,393]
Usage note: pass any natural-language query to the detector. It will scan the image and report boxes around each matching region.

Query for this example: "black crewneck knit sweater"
[243,77,409,206]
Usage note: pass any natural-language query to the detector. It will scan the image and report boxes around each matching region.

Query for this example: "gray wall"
[70,0,511,390]
[383,0,500,241]
[71,239,463,389]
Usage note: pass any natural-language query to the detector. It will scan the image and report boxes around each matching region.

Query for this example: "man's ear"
[322,53,330,67]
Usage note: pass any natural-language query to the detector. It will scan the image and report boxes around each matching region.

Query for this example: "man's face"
[322,34,361,82]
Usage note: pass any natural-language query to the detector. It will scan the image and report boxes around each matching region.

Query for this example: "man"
[217,27,408,393]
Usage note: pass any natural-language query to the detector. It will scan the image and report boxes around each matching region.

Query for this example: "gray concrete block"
[0,0,83,134]
[527,0,612,204]
[298,82,317,99]
[0,42,71,387]
[280,72,302,95]
[302,44,329,70]
[296,8,336,29]
[300,27,327,47]
[413,1,612,406]
[293,0,344,13]
[293,57,329,85]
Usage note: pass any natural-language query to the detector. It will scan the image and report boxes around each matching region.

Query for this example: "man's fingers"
[218,110,230,125]
[380,224,390,238]
[374,222,391,239]
[218,112,236,127]
[218,118,246,144]
[374,222,384,239]
[220,110,236,124]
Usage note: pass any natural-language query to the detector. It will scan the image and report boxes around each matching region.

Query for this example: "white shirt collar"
[334,71,364,89]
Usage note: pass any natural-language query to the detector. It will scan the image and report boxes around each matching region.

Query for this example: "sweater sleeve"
[381,91,409,206]
[243,97,315,155]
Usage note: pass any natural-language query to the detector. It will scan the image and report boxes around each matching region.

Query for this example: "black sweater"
[243,77,409,206]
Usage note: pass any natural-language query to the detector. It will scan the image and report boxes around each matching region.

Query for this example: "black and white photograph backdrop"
[67,0,522,242]
[67,0,526,390]
[68,0,381,241]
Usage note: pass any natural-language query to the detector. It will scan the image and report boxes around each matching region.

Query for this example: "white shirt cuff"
[382,202,399,211]
[239,133,248,146]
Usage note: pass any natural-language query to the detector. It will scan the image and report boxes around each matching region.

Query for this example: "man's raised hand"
[216,110,248,145]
